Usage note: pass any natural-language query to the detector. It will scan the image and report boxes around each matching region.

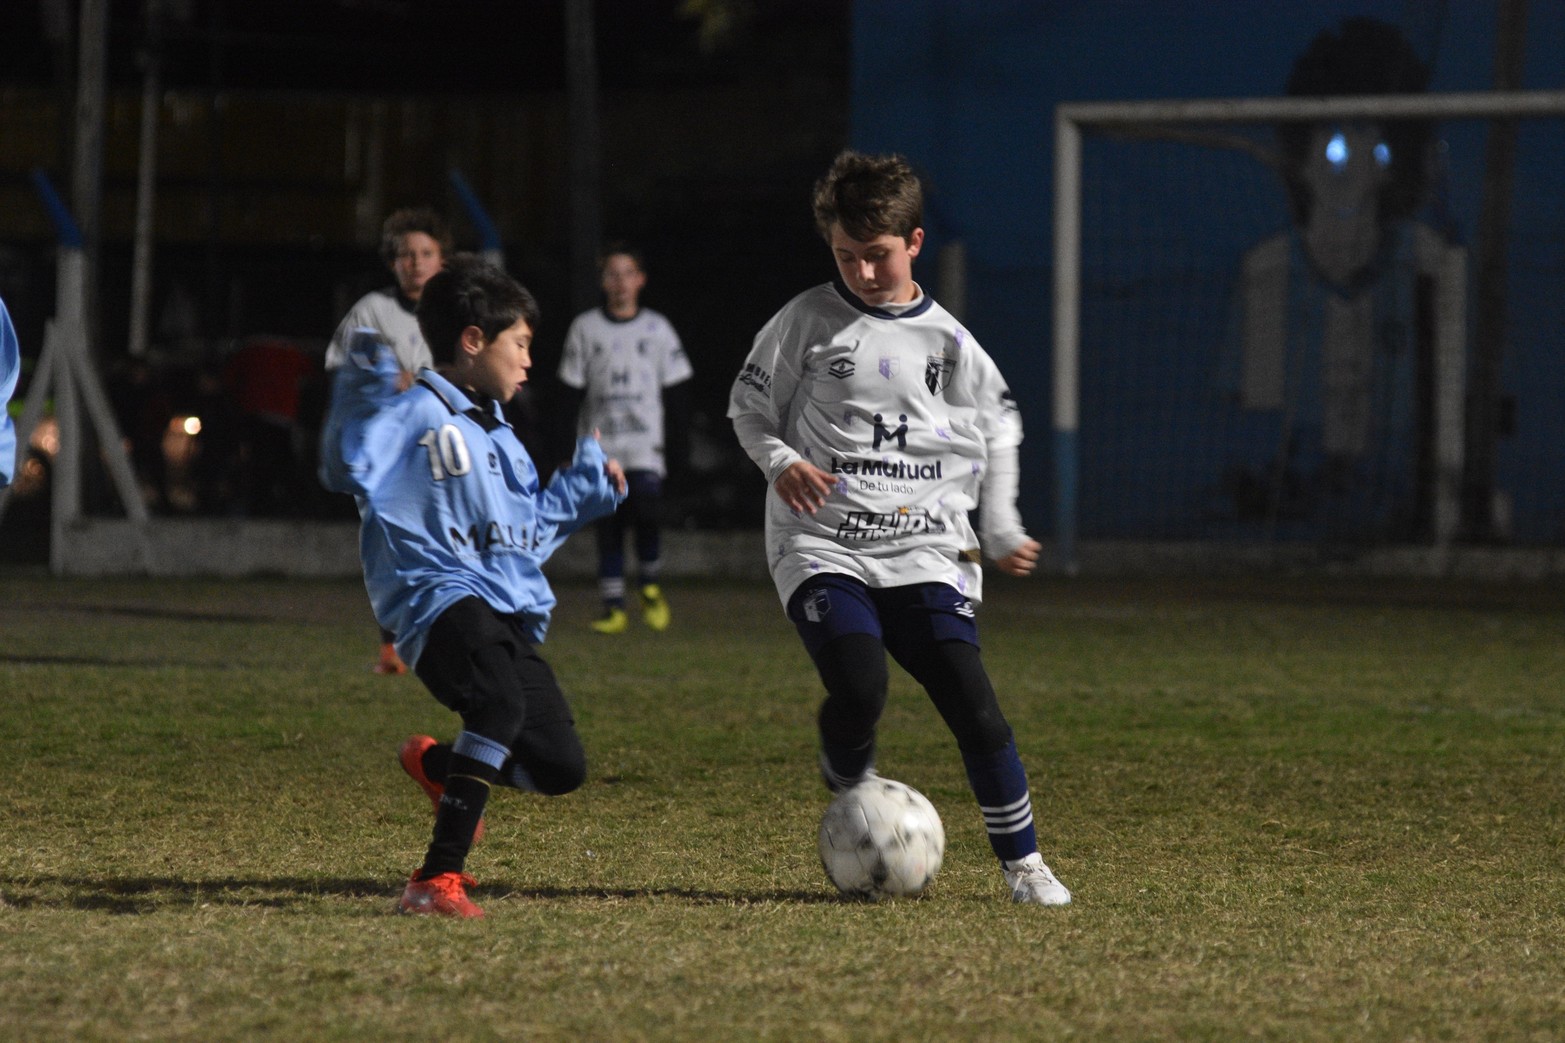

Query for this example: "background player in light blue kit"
[0,296,18,488]
[320,254,626,918]
[558,243,692,633]
[728,151,1072,905]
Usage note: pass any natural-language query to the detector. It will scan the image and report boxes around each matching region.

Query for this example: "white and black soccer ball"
[818,777,945,899]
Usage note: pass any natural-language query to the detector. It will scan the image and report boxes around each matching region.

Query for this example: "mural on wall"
[1232,17,1467,542]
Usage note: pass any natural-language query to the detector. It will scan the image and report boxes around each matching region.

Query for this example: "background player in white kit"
[558,243,692,634]
[325,207,452,674]
[727,150,1071,905]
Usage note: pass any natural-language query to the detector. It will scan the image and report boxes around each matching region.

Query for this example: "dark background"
[0,0,852,531]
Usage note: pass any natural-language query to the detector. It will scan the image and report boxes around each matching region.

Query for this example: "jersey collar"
[416,370,509,432]
[831,279,935,320]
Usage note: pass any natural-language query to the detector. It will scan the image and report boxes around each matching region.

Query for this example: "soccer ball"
[818,777,945,899]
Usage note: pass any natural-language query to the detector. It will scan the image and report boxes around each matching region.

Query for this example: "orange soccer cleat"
[398,870,483,918]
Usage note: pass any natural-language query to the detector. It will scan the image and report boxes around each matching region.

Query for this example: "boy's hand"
[605,457,627,496]
[993,538,1041,577]
[775,460,836,514]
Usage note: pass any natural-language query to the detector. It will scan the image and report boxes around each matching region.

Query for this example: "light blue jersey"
[0,297,18,488]
[320,329,623,666]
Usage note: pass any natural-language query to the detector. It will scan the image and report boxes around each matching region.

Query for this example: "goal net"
[1051,90,1565,569]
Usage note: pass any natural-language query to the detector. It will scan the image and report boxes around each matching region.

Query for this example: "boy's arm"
[318,328,405,497]
[0,299,18,488]
[530,435,626,560]
[726,311,807,482]
[968,354,1033,568]
[323,298,372,371]
[728,309,838,513]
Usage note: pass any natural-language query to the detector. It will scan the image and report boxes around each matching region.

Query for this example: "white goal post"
[1051,89,1565,573]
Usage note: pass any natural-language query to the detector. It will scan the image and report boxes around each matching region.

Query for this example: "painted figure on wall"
[1237,17,1467,543]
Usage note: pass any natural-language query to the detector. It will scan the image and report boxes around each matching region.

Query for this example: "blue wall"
[850,0,1565,544]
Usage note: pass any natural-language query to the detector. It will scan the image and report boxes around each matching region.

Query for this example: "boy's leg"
[374,625,407,675]
[492,642,588,796]
[592,510,628,633]
[403,600,531,915]
[883,586,1070,905]
[625,471,670,630]
[787,575,887,790]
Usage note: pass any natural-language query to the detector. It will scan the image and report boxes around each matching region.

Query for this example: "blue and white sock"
[962,740,1039,863]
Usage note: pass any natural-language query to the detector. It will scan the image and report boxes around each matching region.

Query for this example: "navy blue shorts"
[785,573,979,660]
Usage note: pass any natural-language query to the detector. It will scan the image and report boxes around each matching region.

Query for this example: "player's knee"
[511,720,587,795]
[925,639,1013,754]
[954,711,1014,757]
[529,747,587,795]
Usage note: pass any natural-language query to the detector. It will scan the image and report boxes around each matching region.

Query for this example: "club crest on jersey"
[924,355,955,394]
[878,356,900,379]
[827,358,855,379]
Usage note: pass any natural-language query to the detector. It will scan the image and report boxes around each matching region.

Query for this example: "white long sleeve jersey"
[728,282,1027,607]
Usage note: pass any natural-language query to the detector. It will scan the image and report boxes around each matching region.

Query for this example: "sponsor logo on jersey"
[738,362,772,397]
[827,358,855,379]
[449,520,543,553]
[924,355,955,394]
[828,456,944,481]
[836,507,947,541]
[872,413,908,451]
[878,356,900,379]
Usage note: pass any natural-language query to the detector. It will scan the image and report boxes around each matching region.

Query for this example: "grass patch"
[2,571,1564,1040]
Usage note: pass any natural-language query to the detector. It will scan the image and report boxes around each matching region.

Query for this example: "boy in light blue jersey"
[0,297,18,488]
[321,254,626,917]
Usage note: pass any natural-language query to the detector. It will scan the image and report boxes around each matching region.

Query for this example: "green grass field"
[2,569,1563,1041]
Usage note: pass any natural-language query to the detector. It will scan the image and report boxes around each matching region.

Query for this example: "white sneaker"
[1002,853,1072,906]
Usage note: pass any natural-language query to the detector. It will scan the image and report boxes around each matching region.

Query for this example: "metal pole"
[128,4,164,358]
[1462,0,1528,540]
[565,0,602,317]
[71,0,107,360]
[1051,111,1082,575]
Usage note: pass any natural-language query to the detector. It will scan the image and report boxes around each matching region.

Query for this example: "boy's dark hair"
[811,150,924,243]
[380,207,454,267]
[597,240,645,272]
[1279,17,1433,225]
[417,253,540,365]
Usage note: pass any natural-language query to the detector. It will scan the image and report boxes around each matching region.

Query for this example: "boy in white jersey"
[558,243,692,633]
[727,151,1071,905]
[325,208,452,674]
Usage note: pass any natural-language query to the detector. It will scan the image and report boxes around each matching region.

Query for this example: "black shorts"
[413,596,574,733]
